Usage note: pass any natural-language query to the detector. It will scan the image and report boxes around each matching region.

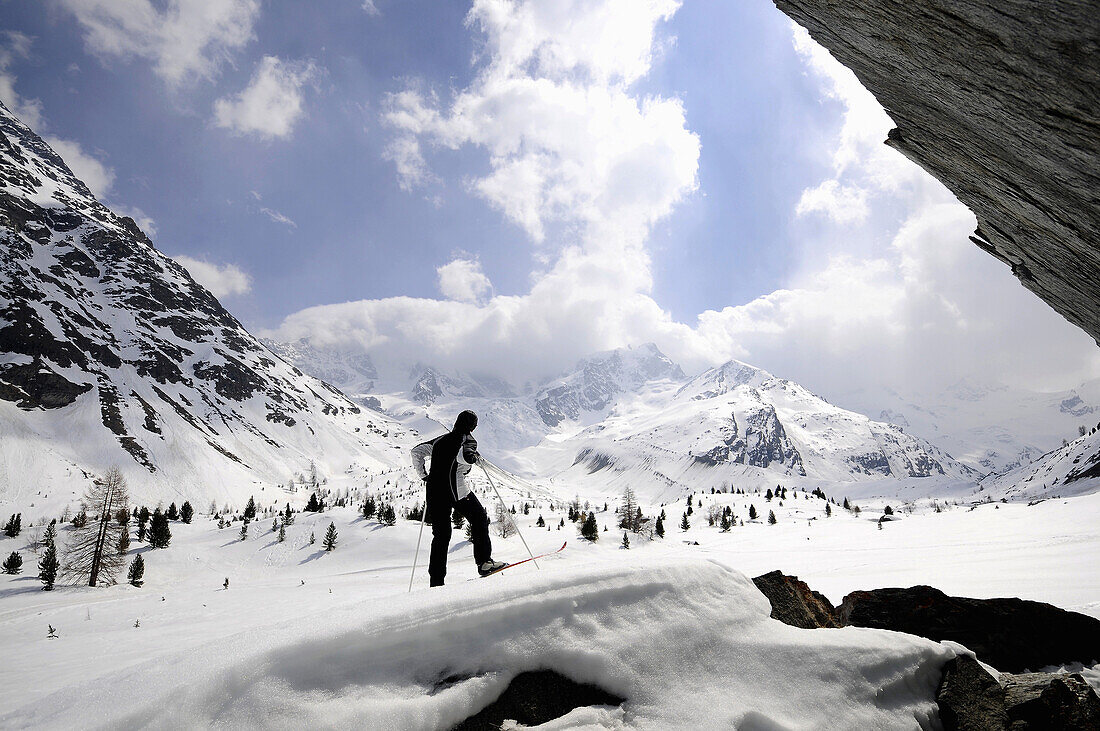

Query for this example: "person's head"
[453,410,478,434]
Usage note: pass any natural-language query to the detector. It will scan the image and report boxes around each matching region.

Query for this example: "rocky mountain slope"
[773,0,1100,345]
[979,425,1100,501]
[0,101,412,511]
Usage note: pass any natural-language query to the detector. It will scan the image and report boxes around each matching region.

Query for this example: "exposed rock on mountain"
[0,102,409,507]
[773,0,1100,344]
[838,585,1100,672]
[980,428,1100,500]
[535,343,684,427]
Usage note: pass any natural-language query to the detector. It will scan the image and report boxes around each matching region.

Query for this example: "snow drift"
[5,559,955,729]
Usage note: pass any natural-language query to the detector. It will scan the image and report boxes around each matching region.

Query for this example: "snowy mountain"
[0,102,413,512]
[978,424,1100,501]
[836,378,1100,473]
[271,335,977,501]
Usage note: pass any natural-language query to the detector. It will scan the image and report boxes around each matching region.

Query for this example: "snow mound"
[6,559,954,729]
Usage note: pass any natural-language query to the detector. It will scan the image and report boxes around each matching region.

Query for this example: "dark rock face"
[838,585,1100,672]
[773,0,1100,345]
[752,570,839,629]
[937,655,1008,731]
[451,670,625,730]
[1002,672,1100,730]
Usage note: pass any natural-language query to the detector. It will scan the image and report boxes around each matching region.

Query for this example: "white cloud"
[59,0,259,86]
[362,1,380,16]
[273,0,1100,402]
[44,137,116,199]
[172,255,252,298]
[0,30,44,129]
[796,180,869,224]
[260,206,296,228]
[213,56,318,139]
[437,258,492,304]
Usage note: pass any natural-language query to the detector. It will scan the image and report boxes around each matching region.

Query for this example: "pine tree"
[309,531,316,545]
[619,486,639,532]
[825,503,832,517]
[2,551,22,574]
[621,532,630,549]
[127,554,144,587]
[284,503,295,526]
[272,518,279,533]
[305,493,320,513]
[536,514,545,527]
[239,520,249,541]
[71,508,87,528]
[278,523,286,543]
[768,510,777,525]
[883,505,894,516]
[166,503,179,521]
[680,512,690,531]
[3,514,19,537]
[117,526,130,555]
[180,501,194,524]
[39,541,59,590]
[654,516,665,538]
[243,496,257,520]
[765,489,773,502]
[362,496,377,520]
[452,511,465,529]
[842,497,850,511]
[323,522,338,551]
[749,504,758,521]
[580,512,599,542]
[382,504,396,526]
[148,509,172,549]
[720,513,732,532]
[62,467,130,586]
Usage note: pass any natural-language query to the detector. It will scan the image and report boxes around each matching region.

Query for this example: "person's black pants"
[428,492,492,586]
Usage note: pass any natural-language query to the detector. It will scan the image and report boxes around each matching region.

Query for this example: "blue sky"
[2,0,1097,400]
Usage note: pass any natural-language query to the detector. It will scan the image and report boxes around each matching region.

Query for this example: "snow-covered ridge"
[979,425,1100,500]
[0,101,413,510]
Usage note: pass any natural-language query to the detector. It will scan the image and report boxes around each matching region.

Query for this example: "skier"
[412,410,506,586]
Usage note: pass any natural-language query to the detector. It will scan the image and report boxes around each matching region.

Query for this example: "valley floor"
[2,483,1098,728]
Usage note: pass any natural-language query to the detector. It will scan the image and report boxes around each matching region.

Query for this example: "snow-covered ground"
[3,473,1099,728]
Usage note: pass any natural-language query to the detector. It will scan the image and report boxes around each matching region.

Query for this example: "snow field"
[3,478,1100,728]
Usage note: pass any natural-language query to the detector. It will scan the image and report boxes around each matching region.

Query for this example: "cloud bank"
[173,255,252,298]
[270,2,1100,398]
[213,56,318,139]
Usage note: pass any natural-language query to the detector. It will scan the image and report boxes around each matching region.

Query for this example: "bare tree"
[62,467,130,587]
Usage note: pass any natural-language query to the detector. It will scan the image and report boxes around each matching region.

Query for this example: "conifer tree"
[680,512,690,531]
[765,489,773,502]
[284,503,295,526]
[382,504,397,526]
[180,501,194,524]
[825,503,832,517]
[278,523,286,543]
[749,504,758,521]
[720,513,732,532]
[148,509,172,549]
[63,467,130,586]
[536,514,545,527]
[654,515,665,538]
[842,497,850,511]
[323,522,338,551]
[305,493,320,512]
[239,520,249,541]
[243,496,257,520]
[2,551,22,574]
[768,510,777,525]
[127,554,144,587]
[580,512,599,542]
[621,532,630,549]
[272,518,279,533]
[166,503,179,521]
[309,531,316,545]
[71,508,87,528]
[362,496,376,520]
[452,511,465,529]
[117,526,130,555]
[39,541,59,590]
[618,486,639,532]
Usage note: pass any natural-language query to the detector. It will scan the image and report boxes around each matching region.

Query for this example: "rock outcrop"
[838,585,1100,672]
[773,0,1100,345]
[937,655,1100,731]
[752,571,840,629]
[451,670,625,730]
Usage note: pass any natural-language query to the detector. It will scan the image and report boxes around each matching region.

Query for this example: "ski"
[471,541,566,579]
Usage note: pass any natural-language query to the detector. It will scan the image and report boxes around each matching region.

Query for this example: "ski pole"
[408,494,427,593]
[480,462,539,569]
